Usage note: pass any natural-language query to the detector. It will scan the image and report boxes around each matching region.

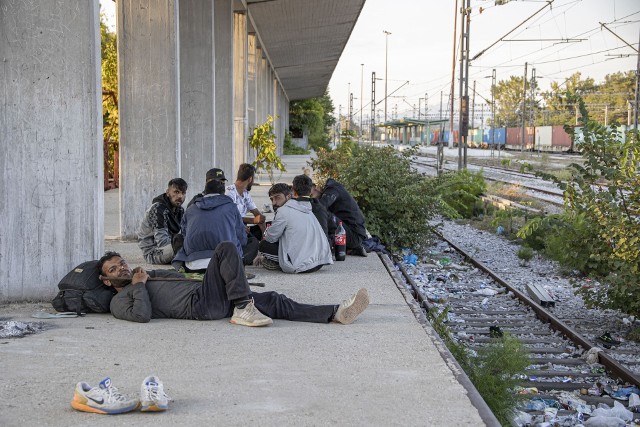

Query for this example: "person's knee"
[216,241,236,254]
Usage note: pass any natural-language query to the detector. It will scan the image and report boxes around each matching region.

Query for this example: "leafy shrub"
[517,246,534,265]
[338,146,441,252]
[283,131,310,155]
[307,140,358,183]
[520,98,640,316]
[430,169,487,219]
[249,115,285,183]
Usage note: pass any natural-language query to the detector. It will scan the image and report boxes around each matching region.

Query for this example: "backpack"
[51,260,116,314]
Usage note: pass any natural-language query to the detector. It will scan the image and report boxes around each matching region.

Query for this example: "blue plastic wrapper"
[403,254,418,265]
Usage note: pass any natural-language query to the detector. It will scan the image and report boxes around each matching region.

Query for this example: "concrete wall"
[0,1,102,300]
[118,0,181,238]
[247,33,257,164]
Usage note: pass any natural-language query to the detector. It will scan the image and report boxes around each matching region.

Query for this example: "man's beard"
[247,182,253,192]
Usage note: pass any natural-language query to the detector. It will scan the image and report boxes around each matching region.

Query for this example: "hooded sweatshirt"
[138,193,184,256]
[172,194,246,269]
[264,199,333,273]
[318,179,367,240]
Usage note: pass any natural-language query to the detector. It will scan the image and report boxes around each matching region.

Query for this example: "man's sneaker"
[262,257,281,271]
[140,376,170,412]
[333,288,369,325]
[71,377,139,414]
[230,298,273,327]
[349,245,368,257]
[596,332,621,348]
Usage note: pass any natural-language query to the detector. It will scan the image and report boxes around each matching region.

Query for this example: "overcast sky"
[100,0,639,121]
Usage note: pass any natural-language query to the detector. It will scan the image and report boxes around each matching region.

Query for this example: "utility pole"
[449,0,459,149]
[471,80,476,130]
[438,91,444,175]
[360,63,364,141]
[521,61,527,153]
[383,30,391,124]
[349,93,353,131]
[635,28,640,129]
[530,67,536,151]
[371,72,376,143]
[458,0,471,169]
[492,69,499,159]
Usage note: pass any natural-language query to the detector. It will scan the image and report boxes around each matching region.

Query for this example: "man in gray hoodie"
[258,175,333,273]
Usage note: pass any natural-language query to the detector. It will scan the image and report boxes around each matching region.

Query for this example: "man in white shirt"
[226,163,266,245]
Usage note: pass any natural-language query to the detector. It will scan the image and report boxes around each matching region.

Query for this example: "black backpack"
[51,260,116,314]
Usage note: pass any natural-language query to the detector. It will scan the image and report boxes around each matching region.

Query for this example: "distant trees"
[289,91,336,151]
[489,71,636,128]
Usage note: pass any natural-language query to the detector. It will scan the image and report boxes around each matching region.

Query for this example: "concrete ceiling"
[247,0,366,101]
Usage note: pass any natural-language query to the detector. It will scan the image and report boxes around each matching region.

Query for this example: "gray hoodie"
[264,199,333,273]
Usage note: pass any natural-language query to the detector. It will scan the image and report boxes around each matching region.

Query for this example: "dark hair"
[168,178,188,192]
[204,179,226,195]
[97,251,122,275]
[268,183,292,198]
[292,175,313,197]
[236,163,256,181]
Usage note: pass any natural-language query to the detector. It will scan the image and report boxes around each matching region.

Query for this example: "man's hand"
[252,213,265,225]
[131,267,149,285]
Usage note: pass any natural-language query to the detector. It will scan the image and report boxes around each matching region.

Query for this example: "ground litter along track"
[393,230,640,425]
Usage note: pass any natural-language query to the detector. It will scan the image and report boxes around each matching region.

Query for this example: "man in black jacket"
[98,243,369,327]
[311,178,367,256]
[138,178,188,264]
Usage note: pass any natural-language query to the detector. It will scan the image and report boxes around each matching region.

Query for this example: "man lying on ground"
[98,242,368,326]
[138,178,187,264]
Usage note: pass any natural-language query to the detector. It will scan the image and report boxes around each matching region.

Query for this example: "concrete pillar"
[233,12,248,173]
[247,33,257,164]
[0,1,102,300]
[118,0,180,238]
[256,53,267,124]
[179,0,215,198]
[214,0,234,177]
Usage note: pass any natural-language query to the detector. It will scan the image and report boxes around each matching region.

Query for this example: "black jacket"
[318,179,366,239]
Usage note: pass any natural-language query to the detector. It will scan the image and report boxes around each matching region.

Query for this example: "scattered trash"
[262,203,272,213]
[473,288,498,296]
[496,225,505,235]
[438,257,451,266]
[489,325,503,338]
[584,347,602,365]
[628,393,640,412]
[590,400,633,422]
[0,321,46,338]
[402,253,418,265]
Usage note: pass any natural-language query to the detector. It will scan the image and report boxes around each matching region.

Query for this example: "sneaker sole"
[141,403,169,412]
[71,397,140,415]
[335,288,369,325]
[229,317,273,327]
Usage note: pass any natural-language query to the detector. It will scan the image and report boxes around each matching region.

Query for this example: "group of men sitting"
[97,163,370,327]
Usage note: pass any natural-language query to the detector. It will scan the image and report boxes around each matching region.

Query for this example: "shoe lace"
[241,299,257,318]
[145,382,170,402]
[102,384,130,404]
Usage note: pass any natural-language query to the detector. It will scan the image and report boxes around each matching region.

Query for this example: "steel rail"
[426,233,640,388]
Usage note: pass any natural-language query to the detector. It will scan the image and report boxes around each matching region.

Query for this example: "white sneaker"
[71,377,139,414]
[334,288,370,325]
[140,375,170,412]
[230,298,273,327]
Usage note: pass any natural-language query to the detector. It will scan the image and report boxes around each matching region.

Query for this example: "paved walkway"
[0,154,495,426]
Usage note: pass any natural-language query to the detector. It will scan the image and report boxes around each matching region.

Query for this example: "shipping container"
[535,126,553,151]
[506,127,535,150]
[551,125,572,150]
[482,127,506,146]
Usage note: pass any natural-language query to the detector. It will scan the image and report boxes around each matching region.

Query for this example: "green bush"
[519,97,640,316]
[283,131,310,155]
[338,146,441,252]
[431,169,487,219]
[428,308,530,425]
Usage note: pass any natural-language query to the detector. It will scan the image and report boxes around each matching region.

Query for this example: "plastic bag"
[590,401,632,422]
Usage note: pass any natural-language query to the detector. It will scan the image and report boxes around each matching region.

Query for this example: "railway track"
[389,233,640,424]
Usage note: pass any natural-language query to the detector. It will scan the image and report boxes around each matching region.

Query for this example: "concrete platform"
[0,154,493,426]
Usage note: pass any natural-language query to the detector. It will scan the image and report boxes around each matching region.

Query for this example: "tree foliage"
[519,97,640,316]
[101,16,118,144]
[289,91,336,151]
[249,115,286,183]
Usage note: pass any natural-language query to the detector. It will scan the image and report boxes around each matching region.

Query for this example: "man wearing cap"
[138,178,188,264]
[187,168,227,208]
[172,179,249,271]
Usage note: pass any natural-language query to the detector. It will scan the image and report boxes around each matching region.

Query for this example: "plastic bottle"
[334,221,346,261]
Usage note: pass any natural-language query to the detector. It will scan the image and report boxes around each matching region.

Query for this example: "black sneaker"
[349,245,368,257]
[596,332,621,347]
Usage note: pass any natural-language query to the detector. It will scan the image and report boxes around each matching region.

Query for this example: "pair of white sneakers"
[71,376,169,414]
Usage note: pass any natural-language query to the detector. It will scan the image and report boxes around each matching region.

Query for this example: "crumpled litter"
[584,346,602,364]
[589,401,633,422]
[0,320,44,339]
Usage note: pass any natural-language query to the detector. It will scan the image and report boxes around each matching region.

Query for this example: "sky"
[329,0,639,123]
[100,0,639,123]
